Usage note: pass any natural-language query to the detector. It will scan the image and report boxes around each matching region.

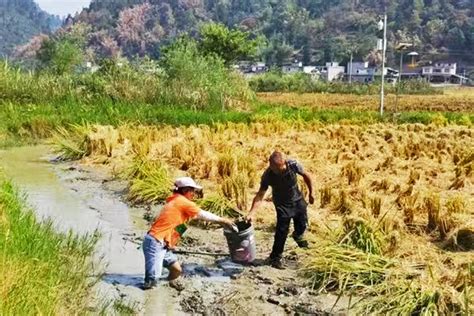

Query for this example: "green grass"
[0,176,98,314]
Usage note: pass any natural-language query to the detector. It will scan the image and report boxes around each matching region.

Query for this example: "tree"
[425,19,446,47]
[262,38,294,66]
[198,23,260,66]
[35,23,91,74]
[0,0,60,57]
[14,0,473,65]
[116,3,164,57]
[159,36,252,110]
[37,37,84,74]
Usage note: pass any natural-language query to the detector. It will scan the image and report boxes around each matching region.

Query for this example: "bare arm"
[197,210,236,229]
[302,171,314,204]
[246,189,266,221]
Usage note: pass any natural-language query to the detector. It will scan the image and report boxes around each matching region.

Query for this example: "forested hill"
[0,0,61,57]
[11,0,474,65]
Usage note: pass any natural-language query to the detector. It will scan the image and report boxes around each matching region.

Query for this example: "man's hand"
[245,212,253,223]
[302,172,314,205]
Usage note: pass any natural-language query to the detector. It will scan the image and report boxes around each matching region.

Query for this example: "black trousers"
[270,200,308,260]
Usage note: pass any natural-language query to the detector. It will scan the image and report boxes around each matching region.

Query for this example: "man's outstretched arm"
[302,171,314,204]
[246,189,266,221]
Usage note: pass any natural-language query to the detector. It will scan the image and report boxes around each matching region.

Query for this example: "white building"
[421,63,468,84]
[350,62,375,76]
[320,62,345,81]
[422,63,457,76]
[303,66,320,79]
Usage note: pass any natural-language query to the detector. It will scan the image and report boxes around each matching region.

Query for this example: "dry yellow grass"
[258,87,474,112]
[73,121,473,231]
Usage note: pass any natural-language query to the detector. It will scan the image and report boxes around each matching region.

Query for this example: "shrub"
[249,72,441,95]
[160,38,253,110]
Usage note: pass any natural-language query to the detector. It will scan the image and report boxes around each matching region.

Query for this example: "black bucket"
[223,221,256,264]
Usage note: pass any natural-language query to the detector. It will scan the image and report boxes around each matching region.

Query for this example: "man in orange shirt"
[143,177,234,290]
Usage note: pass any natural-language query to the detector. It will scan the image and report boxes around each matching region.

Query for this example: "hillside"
[0,0,61,57]
[11,0,474,66]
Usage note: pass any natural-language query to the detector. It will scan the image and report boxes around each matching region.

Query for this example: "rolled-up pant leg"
[143,234,166,283]
[270,216,291,260]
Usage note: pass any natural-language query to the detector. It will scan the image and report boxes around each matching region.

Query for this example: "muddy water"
[0,146,183,315]
[0,146,100,233]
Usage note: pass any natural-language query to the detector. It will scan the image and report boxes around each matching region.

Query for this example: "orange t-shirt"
[148,193,200,248]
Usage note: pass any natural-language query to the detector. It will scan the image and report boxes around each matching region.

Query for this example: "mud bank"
[0,146,349,315]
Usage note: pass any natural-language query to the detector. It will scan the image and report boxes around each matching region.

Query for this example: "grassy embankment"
[0,176,98,314]
[1,59,473,148]
[2,99,473,149]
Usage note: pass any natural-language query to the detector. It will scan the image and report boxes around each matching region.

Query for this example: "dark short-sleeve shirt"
[260,159,304,208]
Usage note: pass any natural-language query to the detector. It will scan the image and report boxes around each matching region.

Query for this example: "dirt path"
[0,146,349,315]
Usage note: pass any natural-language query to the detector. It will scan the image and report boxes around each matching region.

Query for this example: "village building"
[319,62,345,81]
[281,61,303,74]
[422,63,468,85]
[345,61,398,83]
[234,58,470,85]
[234,61,268,78]
[400,62,469,85]
[302,66,320,79]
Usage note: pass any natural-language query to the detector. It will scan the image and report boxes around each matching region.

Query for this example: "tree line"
[8,0,474,69]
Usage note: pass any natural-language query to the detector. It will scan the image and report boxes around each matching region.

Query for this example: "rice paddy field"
[55,116,474,314]
[258,87,474,112]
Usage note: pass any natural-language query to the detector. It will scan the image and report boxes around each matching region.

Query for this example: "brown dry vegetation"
[55,120,473,313]
[258,88,474,112]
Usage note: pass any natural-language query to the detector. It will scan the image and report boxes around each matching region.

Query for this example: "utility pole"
[349,52,353,84]
[379,13,387,116]
[394,51,403,113]
[395,43,413,114]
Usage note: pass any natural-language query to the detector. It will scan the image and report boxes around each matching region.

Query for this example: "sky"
[35,0,91,17]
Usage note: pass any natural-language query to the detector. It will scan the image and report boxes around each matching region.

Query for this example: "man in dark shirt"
[246,151,314,269]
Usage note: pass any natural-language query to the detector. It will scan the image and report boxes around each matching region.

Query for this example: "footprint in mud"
[180,289,226,316]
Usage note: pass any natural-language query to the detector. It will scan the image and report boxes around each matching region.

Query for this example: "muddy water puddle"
[0,146,100,233]
[0,146,184,314]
